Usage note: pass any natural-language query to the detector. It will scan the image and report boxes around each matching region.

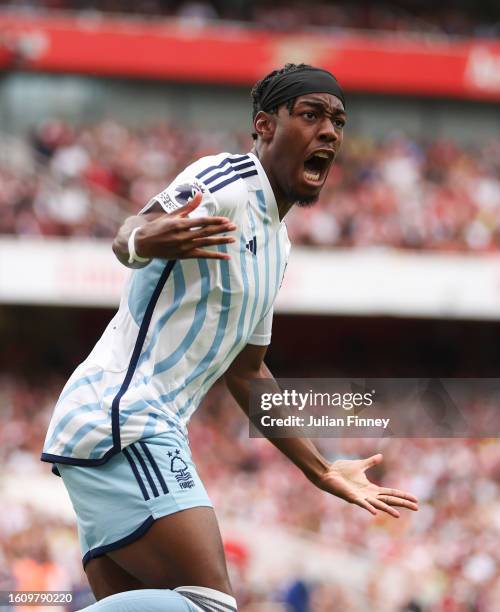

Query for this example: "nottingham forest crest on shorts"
[169,449,195,489]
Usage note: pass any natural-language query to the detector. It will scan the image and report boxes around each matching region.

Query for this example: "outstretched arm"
[225,344,418,518]
[112,192,237,268]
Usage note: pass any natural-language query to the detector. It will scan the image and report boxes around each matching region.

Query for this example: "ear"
[253,111,276,142]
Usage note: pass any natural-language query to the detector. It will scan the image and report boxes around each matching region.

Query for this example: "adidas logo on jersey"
[245,236,257,255]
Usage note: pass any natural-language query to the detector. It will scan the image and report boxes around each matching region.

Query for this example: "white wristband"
[128,227,151,264]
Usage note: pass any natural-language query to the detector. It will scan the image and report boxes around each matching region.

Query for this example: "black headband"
[259,67,345,114]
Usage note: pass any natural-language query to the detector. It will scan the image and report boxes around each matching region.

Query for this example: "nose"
[318,117,338,143]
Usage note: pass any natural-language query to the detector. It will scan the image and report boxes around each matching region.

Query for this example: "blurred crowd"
[2,371,500,611]
[1,119,500,252]
[1,0,500,38]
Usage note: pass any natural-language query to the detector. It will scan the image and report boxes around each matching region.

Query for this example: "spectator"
[1,0,499,37]
[1,120,499,252]
[1,367,500,610]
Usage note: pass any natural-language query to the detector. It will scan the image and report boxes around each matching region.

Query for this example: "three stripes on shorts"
[123,442,169,501]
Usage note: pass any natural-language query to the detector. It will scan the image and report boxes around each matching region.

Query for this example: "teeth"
[314,151,329,159]
[304,170,321,181]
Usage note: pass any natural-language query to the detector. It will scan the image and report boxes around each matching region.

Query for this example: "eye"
[334,119,346,129]
[302,111,317,120]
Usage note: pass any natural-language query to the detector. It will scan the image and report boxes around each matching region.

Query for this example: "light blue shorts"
[56,431,213,567]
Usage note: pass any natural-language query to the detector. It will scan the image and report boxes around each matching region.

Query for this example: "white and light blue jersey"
[42,152,291,467]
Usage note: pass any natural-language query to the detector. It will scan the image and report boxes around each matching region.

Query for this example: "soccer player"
[42,64,418,612]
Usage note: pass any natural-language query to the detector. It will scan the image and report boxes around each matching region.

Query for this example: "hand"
[135,192,237,261]
[317,453,418,518]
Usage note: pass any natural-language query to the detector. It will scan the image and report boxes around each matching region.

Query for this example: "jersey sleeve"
[247,307,273,346]
[139,171,218,219]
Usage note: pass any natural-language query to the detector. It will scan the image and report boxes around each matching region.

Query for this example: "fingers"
[376,495,418,511]
[362,453,383,471]
[187,222,237,240]
[174,191,203,217]
[367,497,400,518]
[379,488,418,504]
[169,216,235,230]
[183,248,231,260]
[354,498,378,516]
[142,212,237,259]
[355,493,417,518]
[174,227,236,246]
[191,236,236,248]
[173,219,237,246]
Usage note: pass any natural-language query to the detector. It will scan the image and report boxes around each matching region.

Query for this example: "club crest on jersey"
[168,449,195,489]
[174,182,203,206]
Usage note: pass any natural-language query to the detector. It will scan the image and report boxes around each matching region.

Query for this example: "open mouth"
[303,150,334,184]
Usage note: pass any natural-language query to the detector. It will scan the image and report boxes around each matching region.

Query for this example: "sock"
[77,589,199,611]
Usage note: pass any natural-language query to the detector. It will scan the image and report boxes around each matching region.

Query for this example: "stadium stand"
[1,122,499,251]
[1,0,500,37]
[2,368,500,610]
[2,2,500,610]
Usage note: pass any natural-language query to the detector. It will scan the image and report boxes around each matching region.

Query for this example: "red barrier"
[0,39,15,69]
[1,13,500,101]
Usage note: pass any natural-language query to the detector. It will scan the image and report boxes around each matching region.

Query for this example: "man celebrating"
[42,64,418,612]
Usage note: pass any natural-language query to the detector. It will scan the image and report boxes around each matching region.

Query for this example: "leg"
[85,556,145,601]
[58,437,234,609]
[107,506,232,595]
[79,508,236,611]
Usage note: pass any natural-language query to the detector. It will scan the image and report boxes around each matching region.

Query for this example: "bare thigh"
[105,506,232,595]
[85,556,145,601]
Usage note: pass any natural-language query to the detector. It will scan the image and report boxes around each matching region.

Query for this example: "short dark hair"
[250,63,313,140]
